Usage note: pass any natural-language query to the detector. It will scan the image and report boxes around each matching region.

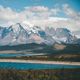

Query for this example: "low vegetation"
[0,69,80,80]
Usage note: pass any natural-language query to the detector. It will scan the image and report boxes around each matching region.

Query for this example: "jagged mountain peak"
[10,23,24,29]
[56,28,70,32]
[0,23,79,46]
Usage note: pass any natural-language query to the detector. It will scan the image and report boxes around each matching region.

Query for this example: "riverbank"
[0,59,80,66]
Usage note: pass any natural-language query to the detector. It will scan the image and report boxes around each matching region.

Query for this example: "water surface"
[0,62,80,70]
[0,53,44,57]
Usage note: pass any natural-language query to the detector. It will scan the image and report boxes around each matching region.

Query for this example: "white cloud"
[24,6,60,19]
[0,5,80,31]
[25,6,48,12]
[0,5,60,26]
[0,5,18,21]
[63,4,80,20]
[62,4,80,31]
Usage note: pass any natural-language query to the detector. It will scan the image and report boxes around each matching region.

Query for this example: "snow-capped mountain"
[54,28,77,44]
[0,23,45,45]
[45,27,55,36]
[0,23,79,46]
[45,27,77,44]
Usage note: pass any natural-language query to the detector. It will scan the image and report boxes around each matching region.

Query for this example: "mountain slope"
[0,23,79,46]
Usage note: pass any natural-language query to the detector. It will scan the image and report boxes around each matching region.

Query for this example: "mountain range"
[0,23,80,46]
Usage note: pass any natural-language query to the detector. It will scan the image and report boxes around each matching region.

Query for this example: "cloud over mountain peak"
[0,4,80,31]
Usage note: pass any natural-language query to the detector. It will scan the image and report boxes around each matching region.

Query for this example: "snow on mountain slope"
[54,28,77,44]
[44,27,77,44]
[0,23,45,45]
[45,27,55,36]
[0,23,79,46]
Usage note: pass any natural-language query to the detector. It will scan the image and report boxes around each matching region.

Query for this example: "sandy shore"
[0,59,80,66]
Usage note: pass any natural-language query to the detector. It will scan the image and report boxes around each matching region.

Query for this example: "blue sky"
[0,0,80,12]
[0,0,80,31]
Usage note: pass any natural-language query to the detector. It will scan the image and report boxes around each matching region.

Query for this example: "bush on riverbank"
[0,69,80,80]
